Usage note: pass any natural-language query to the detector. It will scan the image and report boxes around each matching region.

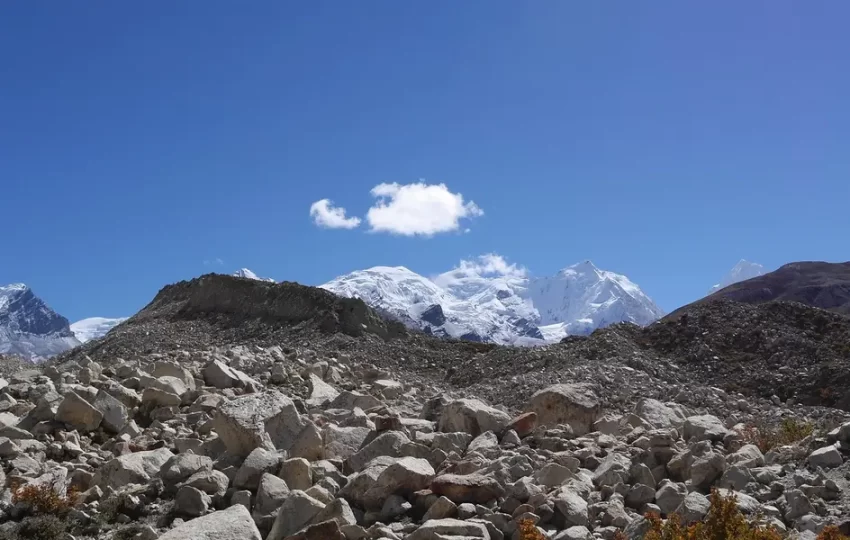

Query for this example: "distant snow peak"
[709,260,767,295]
[1,282,80,361]
[322,255,663,346]
[232,268,274,282]
[71,317,128,344]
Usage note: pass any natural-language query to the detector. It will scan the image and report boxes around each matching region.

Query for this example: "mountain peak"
[232,268,274,282]
[708,260,767,295]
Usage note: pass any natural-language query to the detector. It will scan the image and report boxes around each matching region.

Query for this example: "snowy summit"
[232,268,275,282]
[0,283,80,360]
[708,259,767,295]
[321,256,664,345]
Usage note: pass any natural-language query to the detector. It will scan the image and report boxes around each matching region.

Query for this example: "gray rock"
[307,373,340,407]
[312,497,357,527]
[180,470,230,497]
[554,526,593,540]
[683,415,729,442]
[655,481,688,515]
[234,448,283,490]
[346,431,408,472]
[785,489,815,521]
[592,453,631,487]
[727,444,764,468]
[323,425,371,460]
[534,463,576,487]
[635,398,688,429]
[158,504,262,540]
[624,484,655,509]
[690,448,726,489]
[808,445,843,469]
[281,457,313,491]
[175,485,211,517]
[213,390,305,458]
[55,391,103,431]
[141,387,182,408]
[256,473,290,515]
[94,447,174,489]
[438,399,510,437]
[290,421,325,461]
[431,473,505,504]
[423,496,457,521]
[554,489,588,527]
[675,492,709,523]
[160,453,213,490]
[362,456,435,509]
[266,490,327,540]
[527,383,601,435]
[92,390,129,433]
[467,431,499,454]
[407,518,490,540]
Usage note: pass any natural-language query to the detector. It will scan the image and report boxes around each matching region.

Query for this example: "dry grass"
[740,417,815,453]
[11,482,78,515]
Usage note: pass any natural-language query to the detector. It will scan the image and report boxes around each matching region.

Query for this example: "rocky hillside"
[0,272,847,539]
[682,261,850,316]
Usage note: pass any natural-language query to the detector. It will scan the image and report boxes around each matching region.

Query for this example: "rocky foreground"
[0,341,849,540]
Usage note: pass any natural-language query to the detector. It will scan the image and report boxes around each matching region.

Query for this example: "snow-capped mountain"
[232,268,274,282]
[71,317,128,343]
[0,283,80,360]
[321,257,664,345]
[708,260,767,295]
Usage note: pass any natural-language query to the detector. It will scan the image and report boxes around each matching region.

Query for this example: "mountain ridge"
[321,259,663,344]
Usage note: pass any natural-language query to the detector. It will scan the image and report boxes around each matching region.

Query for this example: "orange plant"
[518,518,546,540]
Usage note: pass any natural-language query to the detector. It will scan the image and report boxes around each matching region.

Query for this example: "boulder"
[266,490,327,540]
[554,489,588,527]
[290,421,325,461]
[159,453,213,490]
[505,412,537,438]
[141,387,182,408]
[683,415,729,442]
[431,473,505,504]
[213,391,305,457]
[438,399,510,437]
[346,431,408,472]
[175,485,211,517]
[727,444,764,468]
[94,447,174,489]
[407,518,490,540]
[634,398,688,429]
[256,473,290,515]
[92,390,129,433]
[281,457,313,491]
[675,492,710,524]
[234,448,283,490]
[655,481,688,515]
[808,445,843,469]
[526,384,600,435]
[307,373,340,407]
[362,457,435,509]
[323,425,371,460]
[55,391,103,431]
[158,504,262,540]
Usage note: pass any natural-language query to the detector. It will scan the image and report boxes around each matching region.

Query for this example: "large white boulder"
[158,504,262,540]
[213,390,305,457]
[526,384,601,435]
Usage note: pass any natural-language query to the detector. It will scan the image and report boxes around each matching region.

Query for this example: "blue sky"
[2,1,848,322]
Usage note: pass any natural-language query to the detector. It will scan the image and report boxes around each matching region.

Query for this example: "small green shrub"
[741,417,815,452]
[12,515,68,540]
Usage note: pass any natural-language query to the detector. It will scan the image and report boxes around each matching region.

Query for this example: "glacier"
[71,317,128,343]
[322,258,664,345]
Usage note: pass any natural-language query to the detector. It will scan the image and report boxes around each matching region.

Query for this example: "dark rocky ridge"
[671,260,850,318]
[53,272,850,415]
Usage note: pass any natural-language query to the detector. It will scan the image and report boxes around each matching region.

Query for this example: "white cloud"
[309,199,362,229]
[456,254,527,278]
[366,182,483,236]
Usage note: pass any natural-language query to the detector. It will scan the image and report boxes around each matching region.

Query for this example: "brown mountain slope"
[667,261,850,319]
